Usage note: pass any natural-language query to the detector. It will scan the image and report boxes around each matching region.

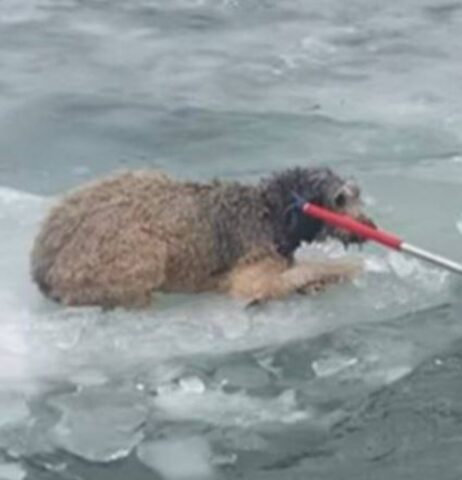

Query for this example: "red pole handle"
[303,203,403,250]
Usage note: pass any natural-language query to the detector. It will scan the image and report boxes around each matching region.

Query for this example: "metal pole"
[302,202,462,276]
[401,242,462,275]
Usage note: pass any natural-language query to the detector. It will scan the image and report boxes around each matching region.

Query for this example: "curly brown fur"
[31,167,374,308]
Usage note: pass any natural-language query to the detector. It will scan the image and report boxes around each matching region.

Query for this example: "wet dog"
[31,167,375,308]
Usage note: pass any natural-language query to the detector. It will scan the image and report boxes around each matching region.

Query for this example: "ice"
[388,252,438,281]
[312,355,359,378]
[363,250,449,293]
[0,326,29,386]
[457,215,462,236]
[380,365,414,384]
[154,381,310,427]
[0,463,25,480]
[0,394,29,429]
[214,362,270,391]
[68,369,109,388]
[48,386,148,462]
[178,376,206,394]
[363,255,390,274]
[137,436,214,479]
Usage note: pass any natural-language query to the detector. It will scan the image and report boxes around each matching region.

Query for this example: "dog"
[31,167,375,308]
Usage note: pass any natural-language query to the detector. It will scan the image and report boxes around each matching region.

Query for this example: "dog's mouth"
[329,213,377,246]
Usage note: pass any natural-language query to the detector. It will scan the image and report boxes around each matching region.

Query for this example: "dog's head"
[262,167,375,251]
[312,173,376,245]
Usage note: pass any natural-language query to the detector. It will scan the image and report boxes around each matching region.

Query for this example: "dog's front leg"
[282,259,362,296]
[227,257,362,305]
[226,256,293,305]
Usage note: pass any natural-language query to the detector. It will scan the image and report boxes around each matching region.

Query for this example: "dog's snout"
[338,211,377,245]
[357,213,377,229]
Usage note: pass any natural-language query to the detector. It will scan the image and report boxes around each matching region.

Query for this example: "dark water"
[1,1,462,479]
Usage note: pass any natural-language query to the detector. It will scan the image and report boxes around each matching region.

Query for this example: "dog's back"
[31,170,175,304]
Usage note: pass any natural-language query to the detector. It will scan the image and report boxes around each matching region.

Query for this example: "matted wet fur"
[31,167,375,308]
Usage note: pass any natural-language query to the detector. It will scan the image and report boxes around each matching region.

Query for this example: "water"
[1,0,462,478]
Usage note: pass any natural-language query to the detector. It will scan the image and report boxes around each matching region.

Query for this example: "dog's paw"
[296,281,327,295]
[295,268,356,295]
[245,298,263,309]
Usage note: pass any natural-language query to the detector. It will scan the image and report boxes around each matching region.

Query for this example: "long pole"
[302,202,462,275]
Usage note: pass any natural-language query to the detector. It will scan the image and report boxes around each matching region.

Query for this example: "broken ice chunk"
[178,376,206,394]
[48,387,147,462]
[312,355,358,378]
[214,363,270,391]
[0,462,26,480]
[137,436,214,479]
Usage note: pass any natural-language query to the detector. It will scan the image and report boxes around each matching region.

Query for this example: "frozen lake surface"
[1,0,462,479]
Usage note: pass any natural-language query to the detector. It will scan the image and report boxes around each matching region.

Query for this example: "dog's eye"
[334,192,347,208]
